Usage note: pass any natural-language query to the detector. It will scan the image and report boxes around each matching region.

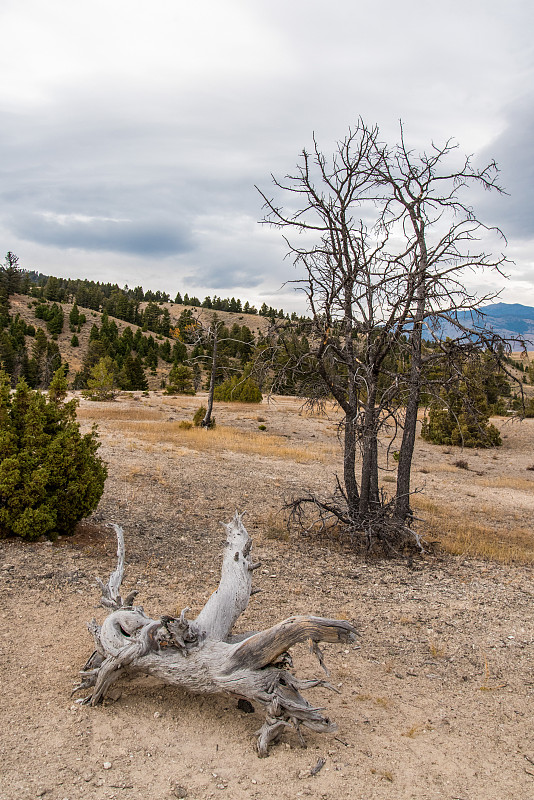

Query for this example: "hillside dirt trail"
[1,393,533,800]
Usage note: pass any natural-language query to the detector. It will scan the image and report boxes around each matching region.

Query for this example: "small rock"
[171,785,188,799]
[154,711,161,718]
[82,771,94,782]
[103,762,112,770]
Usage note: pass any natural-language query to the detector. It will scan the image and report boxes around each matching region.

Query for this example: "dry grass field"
[1,392,534,800]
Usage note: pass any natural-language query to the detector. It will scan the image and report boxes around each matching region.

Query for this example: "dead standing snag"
[74,515,357,756]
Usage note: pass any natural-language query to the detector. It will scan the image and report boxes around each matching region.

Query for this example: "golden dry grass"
[402,724,431,739]
[354,694,392,708]
[161,398,262,413]
[76,395,534,565]
[434,462,467,473]
[413,496,534,564]
[475,476,534,492]
[111,420,339,464]
[77,405,165,422]
[258,510,291,541]
[428,639,447,659]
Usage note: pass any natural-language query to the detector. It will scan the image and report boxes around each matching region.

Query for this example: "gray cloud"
[11,211,192,257]
[0,0,533,309]
[475,95,534,240]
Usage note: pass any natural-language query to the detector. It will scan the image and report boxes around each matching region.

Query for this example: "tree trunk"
[359,382,379,516]
[202,328,218,427]
[75,518,357,757]
[396,241,427,522]
[343,411,359,517]
[200,329,218,428]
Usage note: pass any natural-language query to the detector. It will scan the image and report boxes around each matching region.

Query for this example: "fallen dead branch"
[74,515,357,756]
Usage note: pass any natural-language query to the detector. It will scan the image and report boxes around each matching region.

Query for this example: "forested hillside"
[3,293,269,392]
[1,259,533,421]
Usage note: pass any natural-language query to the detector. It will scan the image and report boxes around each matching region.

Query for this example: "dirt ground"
[1,393,533,800]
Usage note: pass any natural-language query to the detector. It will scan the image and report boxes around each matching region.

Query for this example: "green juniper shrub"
[193,405,205,426]
[192,405,215,428]
[421,361,503,448]
[213,367,262,403]
[421,405,502,447]
[0,367,108,540]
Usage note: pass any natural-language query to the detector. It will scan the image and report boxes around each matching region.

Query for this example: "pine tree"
[83,357,119,401]
[0,252,22,296]
[165,363,196,395]
[69,301,80,329]
[119,354,148,391]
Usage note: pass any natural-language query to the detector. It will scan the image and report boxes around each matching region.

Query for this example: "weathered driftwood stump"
[74,513,357,756]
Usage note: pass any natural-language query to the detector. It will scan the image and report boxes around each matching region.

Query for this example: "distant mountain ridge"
[434,303,534,345]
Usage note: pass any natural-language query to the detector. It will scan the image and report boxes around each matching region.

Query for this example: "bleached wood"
[95,524,138,610]
[194,511,254,640]
[76,515,357,756]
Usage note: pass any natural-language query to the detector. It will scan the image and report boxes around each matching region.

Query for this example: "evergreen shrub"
[192,405,215,428]
[421,406,501,447]
[213,369,262,403]
[0,367,107,540]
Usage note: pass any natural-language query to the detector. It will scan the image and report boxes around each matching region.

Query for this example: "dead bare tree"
[181,313,258,427]
[74,517,356,756]
[199,316,220,427]
[257,119,510,553]
[368,128,509,521]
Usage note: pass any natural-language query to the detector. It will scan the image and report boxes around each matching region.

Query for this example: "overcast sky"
[1,0,533,312]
